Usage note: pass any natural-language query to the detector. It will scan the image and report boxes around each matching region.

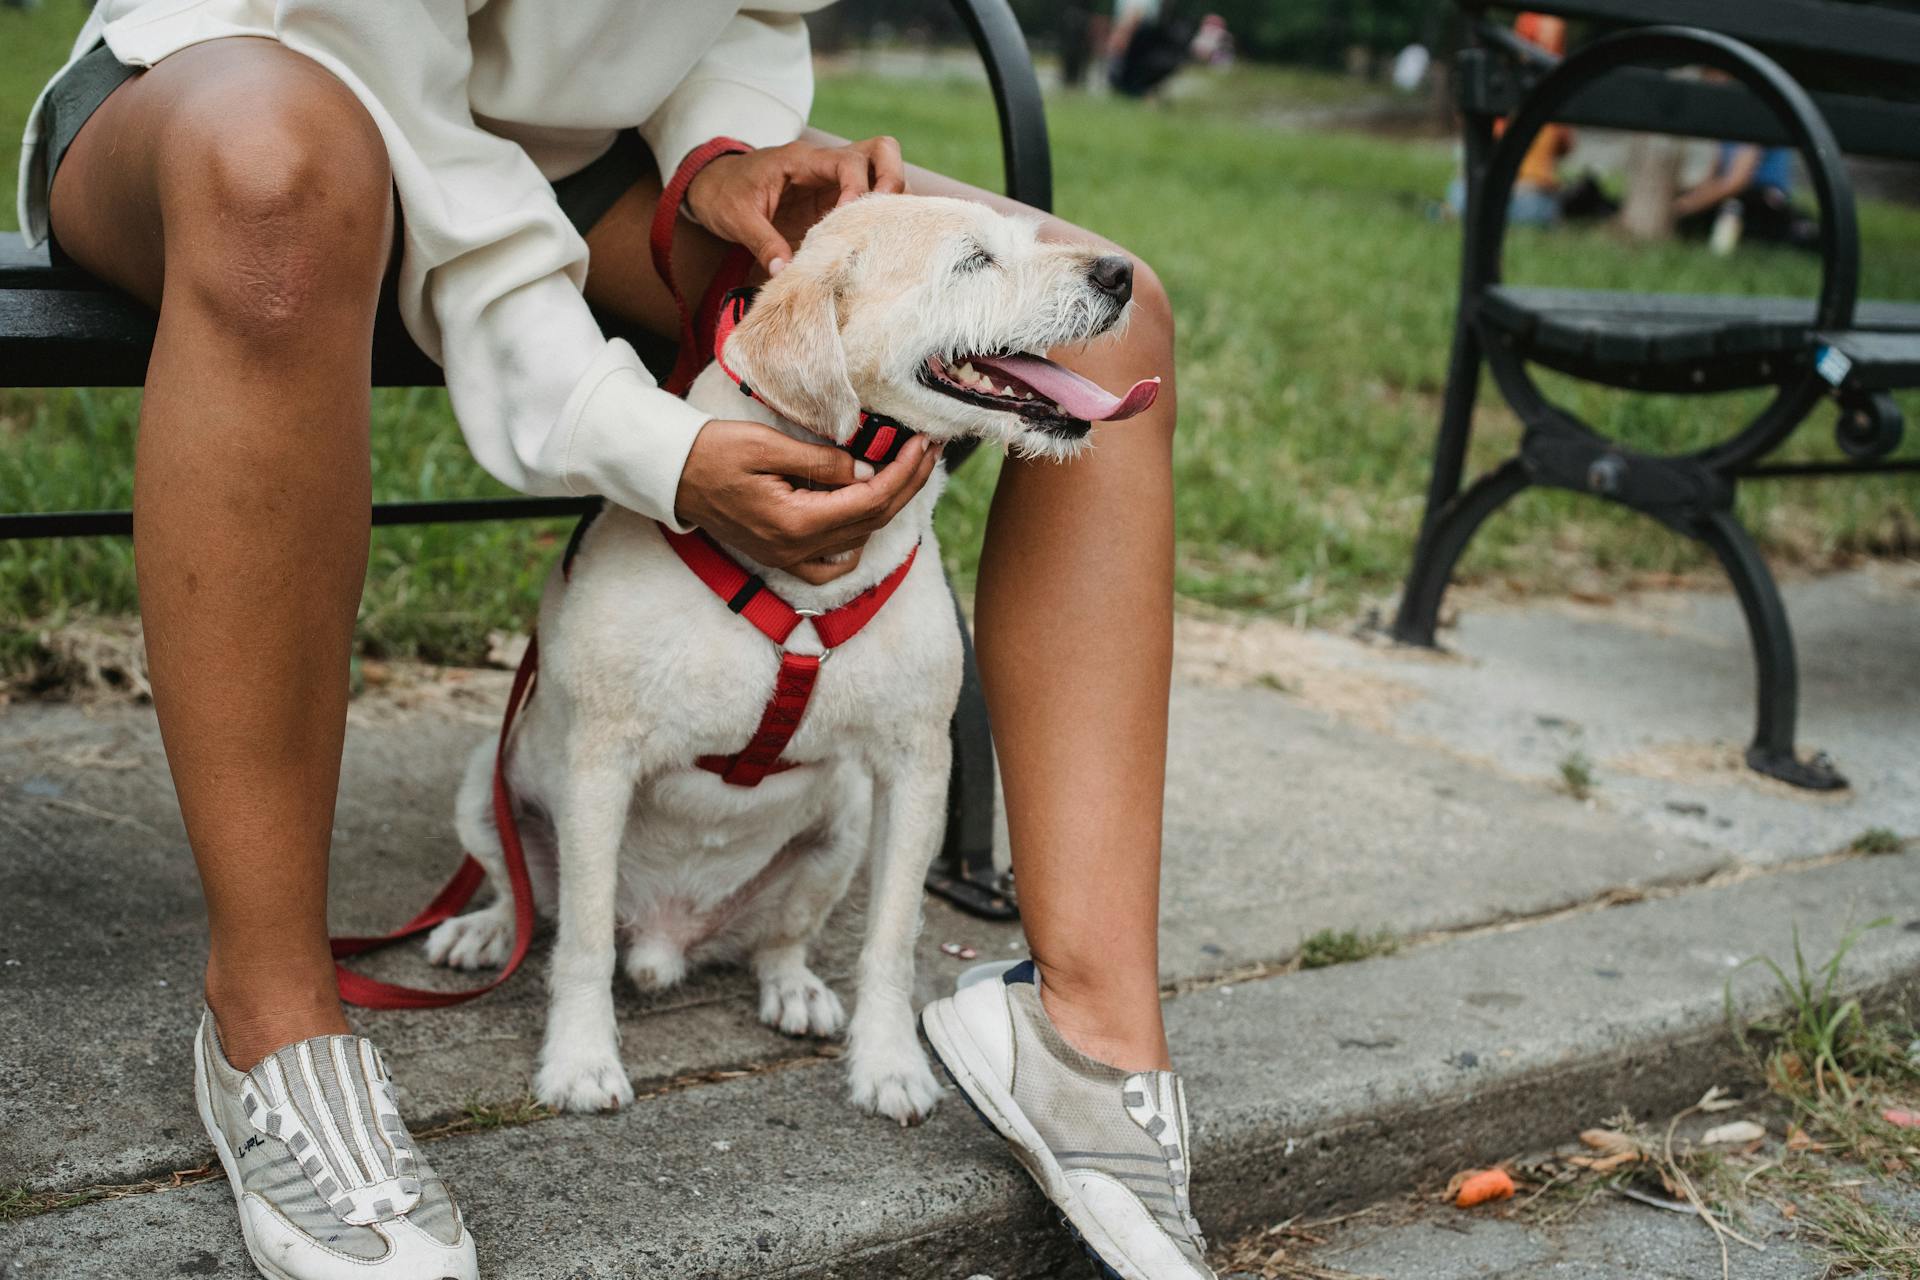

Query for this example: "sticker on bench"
[1814,345,1853,387]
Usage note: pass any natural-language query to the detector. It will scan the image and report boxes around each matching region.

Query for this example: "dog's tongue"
[971,354,1160,421]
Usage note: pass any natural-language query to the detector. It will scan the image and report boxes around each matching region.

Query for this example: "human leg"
[50,38,396,1067]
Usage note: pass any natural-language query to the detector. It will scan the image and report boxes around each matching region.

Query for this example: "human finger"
[778,437,935,537]
[859,135,906,194]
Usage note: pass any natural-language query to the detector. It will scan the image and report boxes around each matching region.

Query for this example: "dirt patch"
[344,660,509,728]
[1173,607,1430,733]
[1,616,151,706]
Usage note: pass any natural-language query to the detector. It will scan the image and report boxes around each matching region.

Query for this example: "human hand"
[685,137,907,274]
[673,419,939,585]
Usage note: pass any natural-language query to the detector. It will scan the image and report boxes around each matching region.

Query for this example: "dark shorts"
[42,40,651,266]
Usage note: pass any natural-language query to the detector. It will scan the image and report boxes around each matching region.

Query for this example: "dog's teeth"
[956,362,977,381]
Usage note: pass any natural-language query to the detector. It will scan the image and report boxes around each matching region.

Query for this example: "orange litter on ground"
[1450,1168,1516,1207]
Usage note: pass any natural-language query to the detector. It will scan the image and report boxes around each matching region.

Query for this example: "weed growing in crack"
[1557,751,1595,801]
[1726,918,1913,1104]
[1849,827,1905,856]
[1298,927,1399,970]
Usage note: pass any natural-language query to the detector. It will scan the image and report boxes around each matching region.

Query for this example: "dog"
[421,194,1156,1124]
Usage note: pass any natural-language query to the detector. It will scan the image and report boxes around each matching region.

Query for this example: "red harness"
[662,524,917,785]
[331,136,918,1008]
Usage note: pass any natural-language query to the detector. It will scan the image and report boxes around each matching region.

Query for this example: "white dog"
[422,194,1156,1124]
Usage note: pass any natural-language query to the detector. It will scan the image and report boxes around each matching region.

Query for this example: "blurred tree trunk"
[1620,134,1683,240]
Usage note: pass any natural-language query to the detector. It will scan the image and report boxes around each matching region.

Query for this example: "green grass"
[3,4,1917,667]
[1728,918,1916,1104]
[1558,750,1596,801]
[1157,60,1398,115]
[1297,925,1398,969]
[1849,826,1905,855]
[1494,927,1920,1278]
[1798,1186,1920,1276]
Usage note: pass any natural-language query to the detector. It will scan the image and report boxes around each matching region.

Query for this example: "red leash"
[331,138,754,1009]
[652,136,756,396]
[329,638,540,1008]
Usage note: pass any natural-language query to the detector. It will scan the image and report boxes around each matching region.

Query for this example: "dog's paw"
[534,1050,635,1114]
[847,1049,943,1126]
[758,971,846,1038]
[623,938,688,992]
[423,909,513,970]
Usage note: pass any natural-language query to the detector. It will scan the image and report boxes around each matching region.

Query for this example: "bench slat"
[1485,287,1920,332]
[0,496,603,540]
[1479,285,1920,393]
[1458,55,1920,162]
[0,240,95,291]
[1814,330,1920,391]
[0,286,676,389]
[1463,0,1920,75]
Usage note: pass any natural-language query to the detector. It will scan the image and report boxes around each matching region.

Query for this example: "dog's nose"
[1088,254,1133,304]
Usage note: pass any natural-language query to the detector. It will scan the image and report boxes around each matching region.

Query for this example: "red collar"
[657,522,919,786]
[712,287,920,469]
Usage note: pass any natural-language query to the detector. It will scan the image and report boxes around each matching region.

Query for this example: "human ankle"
[205,965,350,1070]
[1036,970,1172,1073]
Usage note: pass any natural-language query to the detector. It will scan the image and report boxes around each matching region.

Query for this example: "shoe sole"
[920,998,1151,1280]
[193,1030,306,1280]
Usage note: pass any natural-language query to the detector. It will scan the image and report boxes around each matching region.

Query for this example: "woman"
[18,3,1201,1276]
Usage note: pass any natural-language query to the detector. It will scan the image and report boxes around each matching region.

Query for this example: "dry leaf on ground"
[1701,1120,1766,1146]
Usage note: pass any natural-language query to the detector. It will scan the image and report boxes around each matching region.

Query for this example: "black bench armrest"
[952,0,1052,211]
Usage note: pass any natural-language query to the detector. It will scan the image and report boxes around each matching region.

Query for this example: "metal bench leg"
[1691,508,1846,791]
[1393,457,1530,647]
[927,575,1018,920]
[1393,317,1493,646]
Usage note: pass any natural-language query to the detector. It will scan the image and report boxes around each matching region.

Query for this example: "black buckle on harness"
[727,575,766,613]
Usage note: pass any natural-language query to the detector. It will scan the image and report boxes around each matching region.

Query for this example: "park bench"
[0,0,1048,918]
[1394,0,1920,790]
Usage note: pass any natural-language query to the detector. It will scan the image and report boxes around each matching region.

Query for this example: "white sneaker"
[193,1010,479,1280]
[921,962,1214,1280]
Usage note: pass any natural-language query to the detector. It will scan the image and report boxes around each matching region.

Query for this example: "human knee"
[1124,253,1173,342]
[1046,222,1173,345]
[161,72,391,341]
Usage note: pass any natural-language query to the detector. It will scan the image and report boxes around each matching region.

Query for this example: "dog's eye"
[954,246,996,274]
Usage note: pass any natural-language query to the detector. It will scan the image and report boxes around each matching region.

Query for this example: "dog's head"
[719,194,1159,461]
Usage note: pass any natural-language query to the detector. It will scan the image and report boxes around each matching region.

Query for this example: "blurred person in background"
[1674,142,1820,251]
[1444,13,1616,227]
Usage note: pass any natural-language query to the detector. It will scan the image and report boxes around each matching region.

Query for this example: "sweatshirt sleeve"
[639,10,816,186]
[273,0,710,529]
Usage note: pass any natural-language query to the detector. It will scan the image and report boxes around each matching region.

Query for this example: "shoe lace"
[1126,1074,1207,1252]
[1162,1137,1207,1249]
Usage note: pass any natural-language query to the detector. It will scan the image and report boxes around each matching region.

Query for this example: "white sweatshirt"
[16,0,829,529]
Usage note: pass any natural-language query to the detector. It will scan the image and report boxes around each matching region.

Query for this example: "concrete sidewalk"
[1264,1183,1920,1280]
[6,851,1916,1279]
[0,676,1734,1193]
[2,567,1916,1278]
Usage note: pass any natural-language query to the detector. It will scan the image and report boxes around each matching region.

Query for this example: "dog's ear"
[723,253,860,443]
